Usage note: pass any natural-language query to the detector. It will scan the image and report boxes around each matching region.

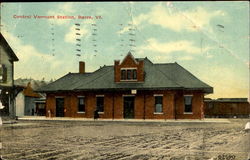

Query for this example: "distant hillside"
[14,78,53,90]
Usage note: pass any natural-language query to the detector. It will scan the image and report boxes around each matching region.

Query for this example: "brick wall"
[175,91,204,119]
[46,94,56,117]
[45,90,204,119]
[134,93,144,119]
[114,93,123,119]
[114,54,144,82]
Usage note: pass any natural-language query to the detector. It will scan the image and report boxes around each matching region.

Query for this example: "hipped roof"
[38,56,213,93]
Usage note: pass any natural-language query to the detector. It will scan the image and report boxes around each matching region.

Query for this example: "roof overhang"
[37,87,213,94]
[0,33,19,61]
[184,87,213,94]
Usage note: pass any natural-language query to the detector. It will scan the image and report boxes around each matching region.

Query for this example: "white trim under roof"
[96,95,104,97]
[77,96,85,98]
[123,95,135,97]
[98,112,104,114]
[154,112,163,114]
[120,79,138,82]
[77,111,85,114]
[120,67,137,70]
[154,94,163,96]
[55,96,64,98]
[184,112,193,114]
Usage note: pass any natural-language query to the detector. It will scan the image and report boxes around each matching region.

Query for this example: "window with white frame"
[0,65,2,81]
[121,69,126,80]
[120,68,137,81]
[78,97,85,112]
[132,69,137,79]
[154,95,163,113]
[0,64,7,83]
[184,95,193,113]
[96,96,104,112]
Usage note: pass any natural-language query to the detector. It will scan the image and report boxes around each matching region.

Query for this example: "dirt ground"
[0,119,249,160]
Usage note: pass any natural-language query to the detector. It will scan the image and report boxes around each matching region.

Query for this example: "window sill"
[98,112,104,114]
[120,80,138,82]
[154,112,163,114]
[77,112,85,114]
[184,112,193,114]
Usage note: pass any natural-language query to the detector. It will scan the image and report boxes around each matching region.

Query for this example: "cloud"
[117,26,131,34]
[84,19,96,24]
[132,4,225,32]
[136,38,212,62]
[151,55,172,62]
[205,51,214,58]
[132,14,148,26]
[59,3,75,13]
[246,61,250,68]
[2,31,50,62]
[47,3,76,26]
[1,30,70,80]
[138,38,209,55]
[64,25,89,43]
[178,56,194,61]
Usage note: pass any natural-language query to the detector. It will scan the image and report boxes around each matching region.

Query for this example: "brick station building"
[38,52,213,119]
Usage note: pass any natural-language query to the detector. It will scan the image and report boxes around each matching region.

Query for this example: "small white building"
[16,90,25,117]
[15,82,45,117]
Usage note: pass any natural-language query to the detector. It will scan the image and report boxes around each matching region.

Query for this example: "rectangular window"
[184,95,193,113]
[120,68,137,81]
[0,65,3,81]
[155,96,163,113]
[0,64,7,83]
[127,70,132,80]
[78,97,85,112]
[96,96,104,112]
[121,69,126,80]
[132,69,137,80]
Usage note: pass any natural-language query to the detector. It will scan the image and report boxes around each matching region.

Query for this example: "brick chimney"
[79,61,85,74]
[114,60,120,82]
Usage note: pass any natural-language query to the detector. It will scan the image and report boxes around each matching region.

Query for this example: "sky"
[0,2,249,99]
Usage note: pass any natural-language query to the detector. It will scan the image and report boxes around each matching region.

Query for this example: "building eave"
[0,33,19,61]
[38,87,213,93]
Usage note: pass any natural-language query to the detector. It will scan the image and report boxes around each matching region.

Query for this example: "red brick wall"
[165,92,175,119]
[145,93,154,119]
[45,90,205,119]
[64,95,71,117]
[134,93,144,119]
[114,54,144,82]
[137,61,144,82]
[103,93,113,119]
[71,93,85,118]
[114,93,123,119]
[175,91,204,119]
[46,94,56,117]
[143,91,176,119]
[88,93,96,118]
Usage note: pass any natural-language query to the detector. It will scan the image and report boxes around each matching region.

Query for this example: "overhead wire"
[164,2,249,67]
[125,2,249,68]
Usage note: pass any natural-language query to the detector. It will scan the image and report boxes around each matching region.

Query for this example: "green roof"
[37,58,213,93]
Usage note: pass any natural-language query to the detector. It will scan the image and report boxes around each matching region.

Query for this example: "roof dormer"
[114,52,144,83]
